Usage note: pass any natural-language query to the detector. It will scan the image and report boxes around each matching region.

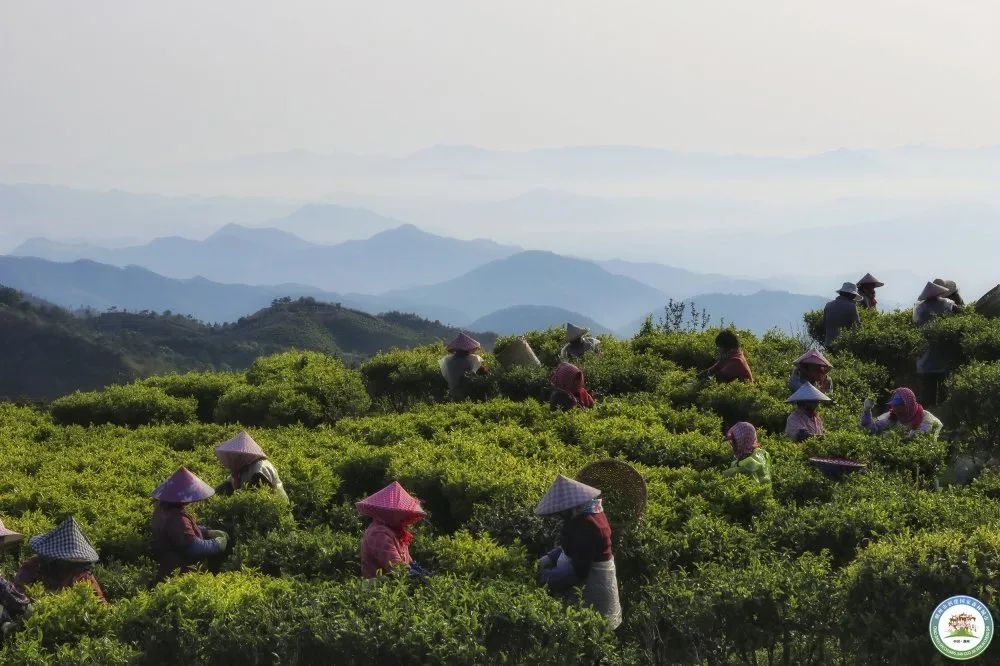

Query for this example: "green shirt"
[722,449,772,483]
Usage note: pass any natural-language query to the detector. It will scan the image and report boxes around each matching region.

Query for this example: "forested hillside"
[2,304,1000,662]
[0,288,494,400]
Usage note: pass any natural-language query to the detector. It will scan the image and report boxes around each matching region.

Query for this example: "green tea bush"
[695,376,788,433]
[361,345,448,409]
[842,527,1000,664]
[215,351,370,426]
[51,385,197,427]
[142,371,245,423]
[828,309,922,381]
[944,360,1000,447]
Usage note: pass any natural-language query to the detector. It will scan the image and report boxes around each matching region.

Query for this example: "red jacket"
[710,351,754,383]
[360,522,412,578]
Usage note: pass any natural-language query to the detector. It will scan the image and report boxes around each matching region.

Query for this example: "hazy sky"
[3,0,1000,167]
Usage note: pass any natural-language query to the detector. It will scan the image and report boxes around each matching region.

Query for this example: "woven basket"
[576,459,647,528]
[808,456,867,479]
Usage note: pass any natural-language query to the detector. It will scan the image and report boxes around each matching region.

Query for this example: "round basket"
[808,456,867,479]
[576,459,647,528]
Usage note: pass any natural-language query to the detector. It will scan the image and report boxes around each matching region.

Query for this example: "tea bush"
[3,320,999,664]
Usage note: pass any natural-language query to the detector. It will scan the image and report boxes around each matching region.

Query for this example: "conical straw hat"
[28,517,99,563]
[793,349,832,368]
[565,323,589,343]
[535,474,601,515]
[151,466,215,503]
[857,273,884,287]
[215,431,267,472]
[0,519,23,545]
[787,382,832,403]
[495,338,541,368]
[446,332,481,353]
[932,278,959,298]
[918,281,951,301]
[355,481,425,523]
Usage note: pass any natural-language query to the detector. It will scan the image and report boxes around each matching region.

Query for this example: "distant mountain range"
[0,286,494,401]
[12,224,521,294]
[467,305,612,336]
[387,251,669,329]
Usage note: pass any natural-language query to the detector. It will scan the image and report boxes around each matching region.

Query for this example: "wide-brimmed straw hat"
[535,474,601,515]
[565,323,589,343]
[793,349,832,369]
[577,459,647,525]
[787,382,832,404]
[28,517,99,563]
[857,273,884,288]
[215,431,267,472]
[918,281,951,301]
[151,466,215,503]
[0,520,23,546]
[836,282,863,301]
[446,332,481,353]
[355,481,426,523]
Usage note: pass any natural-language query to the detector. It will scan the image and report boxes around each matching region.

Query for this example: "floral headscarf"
[550,362,595,408]
[888,387,925,429]
[726,422,760,459]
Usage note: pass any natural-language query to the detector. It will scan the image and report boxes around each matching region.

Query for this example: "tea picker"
[722,422,772,483]
[785,382,832,442]
[535,474,623,629]
[439,333,490,400]
[561,323,602,361]
[0,520,31,636]
[356,481,428,580]
[150,467,230,584]
[860,387,943,439]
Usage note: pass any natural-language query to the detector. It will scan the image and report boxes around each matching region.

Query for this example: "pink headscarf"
[726,422,760,459]
[889,387,925,429]
[550,363,595,408]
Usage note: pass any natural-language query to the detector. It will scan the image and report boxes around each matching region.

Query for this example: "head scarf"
[726,422,760,459]
[550,362,595,408]
[888,387,925,429]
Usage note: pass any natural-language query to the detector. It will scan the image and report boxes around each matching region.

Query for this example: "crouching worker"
[536,475,622,629]
[14,517,106,603]
[861,387,943,439]
[722,422,772,483]
[150,467,228,584]
[549,362,595,411]
[214,431,288,500]
[356,482,427,579]
[0,521,31,635]
[788,349,833,393]
[785,382,832,442]
[439,333,489,400]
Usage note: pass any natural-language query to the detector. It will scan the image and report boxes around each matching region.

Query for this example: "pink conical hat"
[355,481,425,523]
[0,519,23,545]
[215,431,267,472]
[535,474,601,515]
[793,349,833,368]
[446,332,481,353]
[151,466,215,503]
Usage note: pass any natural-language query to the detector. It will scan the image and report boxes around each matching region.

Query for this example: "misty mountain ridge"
[467,305,613,336]
[12,223,522,294]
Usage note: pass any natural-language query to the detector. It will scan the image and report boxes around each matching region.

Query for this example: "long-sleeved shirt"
[150,503,222,582]
[561,337,601,361]
[14,556,107,603]
[785,408,825,442]
[215,459,288,501]
[722,449,773,483]
[823,296,861,346]
[360,522,412,579]
[861,410,943,439]
[541,513,613,591]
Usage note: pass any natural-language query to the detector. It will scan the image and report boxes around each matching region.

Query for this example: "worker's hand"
[213,532,229,551]
[863,398,875,412]
[203,529,222,539]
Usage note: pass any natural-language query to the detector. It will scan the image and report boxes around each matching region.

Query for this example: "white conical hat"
[918,281,951,301]
[535,474,601,515]
[565,323,589,342]
[787,382,832,403]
